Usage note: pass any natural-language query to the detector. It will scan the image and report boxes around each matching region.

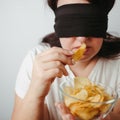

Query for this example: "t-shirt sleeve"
[15,50,35,99]
[117,57,120,98]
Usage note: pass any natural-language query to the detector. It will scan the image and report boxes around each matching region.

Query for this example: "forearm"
[103,99,120,120]
[12,96,49,120]
[109,113,120,120]
[110,99,120,120]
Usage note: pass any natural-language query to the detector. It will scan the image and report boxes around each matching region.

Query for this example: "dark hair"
[47,0,115,13]
[42,33,61,47]
[42,0,120,59]
[98,33,120,58]
[47,0,58,11]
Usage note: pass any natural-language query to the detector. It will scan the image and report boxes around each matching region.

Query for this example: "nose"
[76,36,88,44]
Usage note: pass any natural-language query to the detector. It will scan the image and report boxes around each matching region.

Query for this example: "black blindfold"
[54,4,108,38]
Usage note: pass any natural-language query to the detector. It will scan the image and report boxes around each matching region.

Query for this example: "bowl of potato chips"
[59,77,118,120]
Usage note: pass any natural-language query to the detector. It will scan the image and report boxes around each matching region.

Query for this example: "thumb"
[55,102,70,115]
[55,102,75,120]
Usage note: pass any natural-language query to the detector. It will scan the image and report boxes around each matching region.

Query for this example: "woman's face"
[60,37,103,61]
[58,0,103,61]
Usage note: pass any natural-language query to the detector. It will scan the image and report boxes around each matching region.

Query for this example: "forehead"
[57,0,89,7]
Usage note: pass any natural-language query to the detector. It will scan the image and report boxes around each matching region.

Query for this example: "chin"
[80,55,96,62]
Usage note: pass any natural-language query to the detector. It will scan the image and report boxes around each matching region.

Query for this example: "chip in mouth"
[72,43,86,62]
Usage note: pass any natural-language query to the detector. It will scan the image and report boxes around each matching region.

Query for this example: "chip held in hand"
[72,43,86,62]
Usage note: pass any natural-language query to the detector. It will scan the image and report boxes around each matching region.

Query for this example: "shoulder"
[99,56,120,68]
[17,42,51,78]
[97,57,120,80]
[28,42,51,56]
[95,57,120,77]
[21,42,51,69]
[23,42,51,61]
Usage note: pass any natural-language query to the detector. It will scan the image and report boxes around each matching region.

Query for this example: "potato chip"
[76,109,99,120]
[63,77,113,120]
[64,96,77,107]
[64,86,73,95]
[72,43,86,62]
[100,104,111,113]
[63,87,76,106]
[88,94,101,102]
[73,89,88,100]
[70,103,99,120]
[74,77,91,89]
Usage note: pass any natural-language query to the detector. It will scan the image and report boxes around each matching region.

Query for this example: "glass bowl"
[59,80,118,120]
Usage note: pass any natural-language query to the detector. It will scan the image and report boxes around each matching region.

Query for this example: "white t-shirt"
[15,42,120,120]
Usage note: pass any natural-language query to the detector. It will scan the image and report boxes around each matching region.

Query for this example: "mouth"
[72,47,80,52]
[84,47,91,54]
[72,44,86,62]
[72,46,90,52]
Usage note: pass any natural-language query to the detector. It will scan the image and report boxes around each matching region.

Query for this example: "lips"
[84,47,91,55]
[72,46,89,52]
[72,47,81,53]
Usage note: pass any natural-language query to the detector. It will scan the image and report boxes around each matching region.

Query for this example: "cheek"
[94,40,103,52]
[60,39,71,50]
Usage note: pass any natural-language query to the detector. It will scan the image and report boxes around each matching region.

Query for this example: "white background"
[0,0,120,119]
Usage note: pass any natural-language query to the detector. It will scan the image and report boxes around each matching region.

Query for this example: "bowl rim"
[59,81,118,105]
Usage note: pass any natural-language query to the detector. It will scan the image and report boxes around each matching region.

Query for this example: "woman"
[12,0,120,120]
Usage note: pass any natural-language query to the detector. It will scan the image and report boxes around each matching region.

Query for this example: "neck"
[70,57,99,77]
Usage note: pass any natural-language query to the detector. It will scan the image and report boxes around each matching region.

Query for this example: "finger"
[113,99,120,113]
[41,52,73,65]
[40,68,63,79]
[40,47,73,57]
[55,103,75,120]
[55,103,69,114]
[42,68,64,82]
[41,61,68,76]
[39,47,73,65]
[63,114,75,120]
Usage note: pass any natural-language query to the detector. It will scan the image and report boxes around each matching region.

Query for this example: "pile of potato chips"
[72,43,86,62]
[63,77,113,120]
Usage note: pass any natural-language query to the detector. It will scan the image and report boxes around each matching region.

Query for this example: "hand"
[55,102,76,120]
[101,99,120,120]
[101,113,120,120]
[28,47,73,100]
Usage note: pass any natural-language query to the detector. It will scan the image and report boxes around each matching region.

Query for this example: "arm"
[110,99,120,120]
[12,94,49,120]
[103,99,120,120]
[12,47,73,120]
[55,102,76,120]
